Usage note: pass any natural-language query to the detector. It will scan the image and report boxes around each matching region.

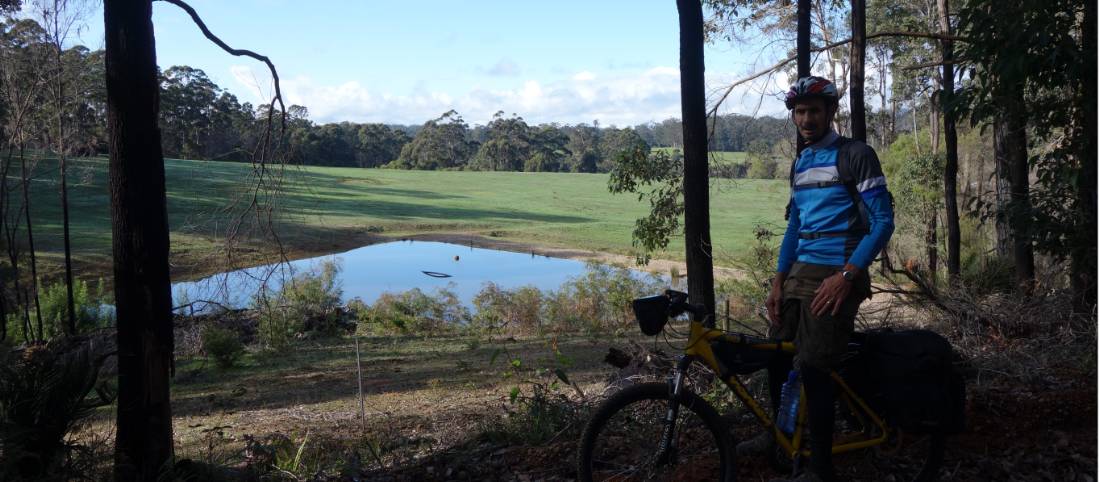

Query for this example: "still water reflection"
[172,241,653,312]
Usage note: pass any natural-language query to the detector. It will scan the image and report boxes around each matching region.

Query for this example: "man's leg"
[791,265,864,481]
[802,364,836,482]
[738,289,800,456]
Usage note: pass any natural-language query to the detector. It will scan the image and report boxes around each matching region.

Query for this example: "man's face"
[791,98,834,143]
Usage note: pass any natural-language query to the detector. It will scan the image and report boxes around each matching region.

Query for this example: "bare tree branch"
[708,30,969,119]
[156,0,292,291]
[156,0,286,132]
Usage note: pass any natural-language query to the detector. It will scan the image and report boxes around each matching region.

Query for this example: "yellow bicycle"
[577,290,962,482]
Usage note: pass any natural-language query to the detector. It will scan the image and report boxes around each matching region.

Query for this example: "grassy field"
[14,156,786,280]
[652,147,748,164]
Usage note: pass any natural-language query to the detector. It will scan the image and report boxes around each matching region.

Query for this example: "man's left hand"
[810,267,858,317]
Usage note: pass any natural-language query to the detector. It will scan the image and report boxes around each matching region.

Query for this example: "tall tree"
[471,111,531,171]
[35,0,89,335]
[677,0,715,316]
[104,0,175,478]
[394,110,474,170]
[1072,0,1096,311]
[796,0,811,152]
[938,0,960,281]
[849,0,866,142]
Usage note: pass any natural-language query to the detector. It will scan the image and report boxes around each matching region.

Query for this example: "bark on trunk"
[19,148,43,341]
[850,0,866,142]
[677,0,716,317]
[795,0,812,153]
[1071,0,1096,312]
[993,90,1035,289]
[797,0,811,78]
[938,0,961,281]
[992,121,1011,257]
[55,40,77,336]
[912,102,921,156]
[926,212,938,281]
[929,94,940,153]
[105,0,176,479]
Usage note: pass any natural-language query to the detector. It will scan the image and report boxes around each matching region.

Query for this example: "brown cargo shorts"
[771,262,871,369]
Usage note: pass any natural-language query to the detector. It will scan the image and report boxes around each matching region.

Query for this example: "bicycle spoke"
[588,397,722,481]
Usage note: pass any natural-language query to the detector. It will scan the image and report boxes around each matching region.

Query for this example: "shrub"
[253,260,344,349]
[547,262,664,333]
[0,339,113,479]
[715,224,780,327]
[480,346,588,445]
[280,260,344,333]
[358,285,469,335]
[201,325,244,369]
[38,278,112,340]
[472,283,542,333]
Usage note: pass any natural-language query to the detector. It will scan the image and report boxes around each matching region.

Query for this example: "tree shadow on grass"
[169,334,613,418]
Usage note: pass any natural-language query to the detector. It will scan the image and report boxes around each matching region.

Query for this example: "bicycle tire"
[577,382,735,482]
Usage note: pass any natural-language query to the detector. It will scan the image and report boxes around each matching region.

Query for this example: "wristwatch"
[841,270,856,282]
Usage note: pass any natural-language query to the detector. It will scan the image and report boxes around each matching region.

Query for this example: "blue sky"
[66,0,791,126]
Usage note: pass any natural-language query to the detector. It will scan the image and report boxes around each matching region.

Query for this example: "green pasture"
[12,156,786,279]
[651,147,747,164]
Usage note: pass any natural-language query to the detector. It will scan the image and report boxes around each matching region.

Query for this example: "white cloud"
[228,64,786,126]
[484,58,520,77]
[572,70,595,81]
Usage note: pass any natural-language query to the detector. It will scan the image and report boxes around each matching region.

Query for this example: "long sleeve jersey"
[776,131,895,273]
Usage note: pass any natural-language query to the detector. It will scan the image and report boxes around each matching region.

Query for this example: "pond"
[171,240,667,312]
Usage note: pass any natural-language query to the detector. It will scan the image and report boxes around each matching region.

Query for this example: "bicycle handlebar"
[664,289,714,327]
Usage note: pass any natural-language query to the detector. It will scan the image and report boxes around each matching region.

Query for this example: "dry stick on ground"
[877,250,1006,335]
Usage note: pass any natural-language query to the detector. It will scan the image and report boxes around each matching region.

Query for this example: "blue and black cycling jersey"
[776,131,895,273]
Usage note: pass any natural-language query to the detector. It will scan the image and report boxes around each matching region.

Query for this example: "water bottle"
[777,369,801,434]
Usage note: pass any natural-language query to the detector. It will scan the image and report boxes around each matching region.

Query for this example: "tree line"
[2,15,793,174]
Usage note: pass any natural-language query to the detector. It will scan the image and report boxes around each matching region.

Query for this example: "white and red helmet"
[784,76,840,110]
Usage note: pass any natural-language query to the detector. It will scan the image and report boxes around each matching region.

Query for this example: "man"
[739,76,895,482]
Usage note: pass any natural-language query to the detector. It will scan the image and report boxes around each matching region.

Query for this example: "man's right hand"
[766,273,786,328]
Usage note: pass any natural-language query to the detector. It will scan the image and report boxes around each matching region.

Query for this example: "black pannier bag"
[846,329,966,434]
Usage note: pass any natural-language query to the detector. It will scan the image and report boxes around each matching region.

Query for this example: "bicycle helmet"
[784,76,840,110]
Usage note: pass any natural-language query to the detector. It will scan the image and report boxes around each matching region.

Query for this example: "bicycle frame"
[670,318,891,460]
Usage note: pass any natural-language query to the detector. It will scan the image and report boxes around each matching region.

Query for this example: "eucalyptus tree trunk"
[926,212,938,281]
[1071,0,1096,312]
[677,0,715,317]
[993,91,1035,290]
[796,0,811,153]
[105,0,176,479]
[849,0,866,142]
[50,12,78,335]
[992,126,1011,258]
[938,0,961,281]
[19,148,43,341]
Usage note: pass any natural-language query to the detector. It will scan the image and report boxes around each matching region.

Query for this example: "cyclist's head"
[786,76,839,142]
[785,76,840,111]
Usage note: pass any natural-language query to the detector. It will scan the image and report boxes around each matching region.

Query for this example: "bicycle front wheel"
[577,382,735,482]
